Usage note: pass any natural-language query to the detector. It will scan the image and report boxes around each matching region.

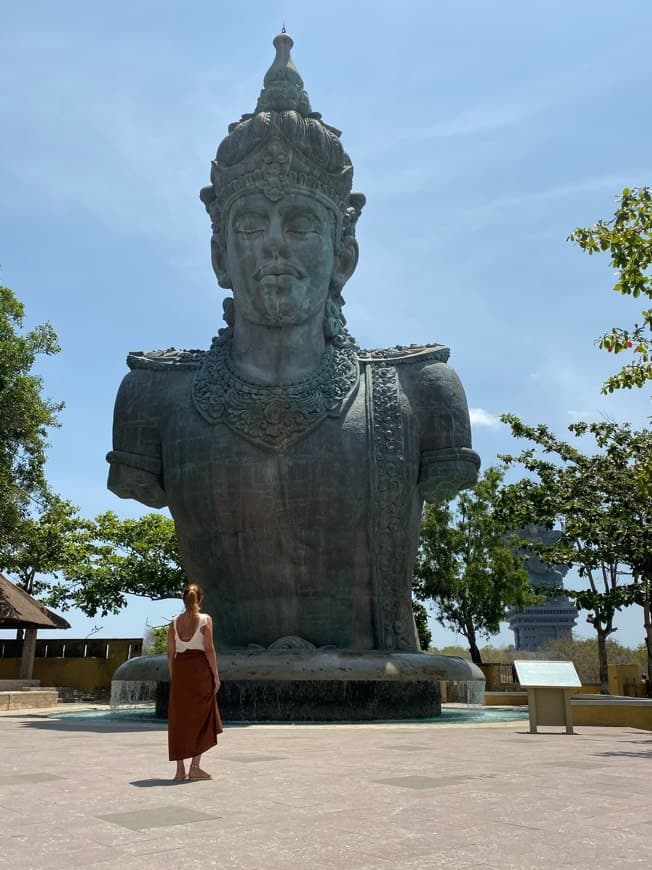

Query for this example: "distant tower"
[507,527,578,651]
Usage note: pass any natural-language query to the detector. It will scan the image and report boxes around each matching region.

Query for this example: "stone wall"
[0,638,142,691]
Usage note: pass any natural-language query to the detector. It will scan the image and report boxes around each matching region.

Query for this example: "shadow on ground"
[592,735,652,759]
[14,715,167,734]
[129,778,192,788]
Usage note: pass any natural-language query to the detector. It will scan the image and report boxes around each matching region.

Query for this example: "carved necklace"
[192,331,360,451]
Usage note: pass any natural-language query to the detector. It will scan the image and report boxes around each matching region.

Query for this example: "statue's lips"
[254,264,304,280]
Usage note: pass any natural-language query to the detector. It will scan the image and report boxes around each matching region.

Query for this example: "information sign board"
[514,660,581,688]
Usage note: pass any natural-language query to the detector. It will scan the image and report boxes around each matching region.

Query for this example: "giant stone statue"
[109,33,483,718]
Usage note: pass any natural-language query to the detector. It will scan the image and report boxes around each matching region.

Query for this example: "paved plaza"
[0,705,650,869]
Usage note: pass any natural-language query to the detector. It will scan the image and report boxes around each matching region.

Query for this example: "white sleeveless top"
[173,613,209,653]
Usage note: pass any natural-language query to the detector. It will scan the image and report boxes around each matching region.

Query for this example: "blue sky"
[1,1,650,649]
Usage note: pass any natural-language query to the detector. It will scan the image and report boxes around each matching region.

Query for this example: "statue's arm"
[410,361,481,503]
[106,369,168,508]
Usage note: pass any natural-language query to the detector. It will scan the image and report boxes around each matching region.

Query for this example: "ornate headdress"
[199,31,365,253]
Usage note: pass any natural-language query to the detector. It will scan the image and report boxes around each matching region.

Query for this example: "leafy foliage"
[430,641,645,680]
[411,599,432,651]
[0,284,62,542]
[413,467,534,665]
[46,511,185,617]
[143,624,169,656]
[428,644,472,660]
[569,186,652,393]
[500,416,651,691]
[0,492,89,597]
[536,635,645,684]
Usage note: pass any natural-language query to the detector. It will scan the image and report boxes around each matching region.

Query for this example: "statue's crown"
[254,30,312,115]
[200,31,365,245]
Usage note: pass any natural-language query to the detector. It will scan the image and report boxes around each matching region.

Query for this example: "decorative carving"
[359,343,450,364]
[127,348,205,371]
[268,636,316,650]
[191,332,359,451]
[366,364,415,651]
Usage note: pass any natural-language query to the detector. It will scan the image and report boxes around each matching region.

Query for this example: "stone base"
[156,678,440,721]
[113,650,485,722]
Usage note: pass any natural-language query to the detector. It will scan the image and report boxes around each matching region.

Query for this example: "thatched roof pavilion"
[0,572,70,679]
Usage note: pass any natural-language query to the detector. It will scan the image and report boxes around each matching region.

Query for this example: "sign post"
[513,660,581,735]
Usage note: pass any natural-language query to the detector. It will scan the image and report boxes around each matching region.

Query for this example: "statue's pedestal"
[112,650,485,721]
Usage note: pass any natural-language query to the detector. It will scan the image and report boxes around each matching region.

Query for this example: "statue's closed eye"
[232,211,267,236]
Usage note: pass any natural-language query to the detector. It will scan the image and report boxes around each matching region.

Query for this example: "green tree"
[0,493,88,597]
[413,467,533,666]
[46,511,185,616]
[428,645,471,660]
[569,186,652,393]
[411,600,432,651]
[144,624,170,656]
[478,644,522,665]
[501,416,651,692]
[0,283,62,541]
[537,635,642,685]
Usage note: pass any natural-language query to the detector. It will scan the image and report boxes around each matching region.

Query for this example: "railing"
[0,638,143,660]
[480,662,520,692]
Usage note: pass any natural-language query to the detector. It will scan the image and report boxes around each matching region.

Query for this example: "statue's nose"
[265,216,289,258]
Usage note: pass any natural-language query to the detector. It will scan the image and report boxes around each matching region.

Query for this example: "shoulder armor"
[357,343,450,366]
[126,348,206,371]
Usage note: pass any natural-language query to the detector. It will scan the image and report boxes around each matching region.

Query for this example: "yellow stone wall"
[572,701,652,731]
[0,639,141,690]
[0,657,120,690]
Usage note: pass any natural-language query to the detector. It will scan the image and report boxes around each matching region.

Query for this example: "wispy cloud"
[421,65,591,142]
[448,174,643,234]
[528,359,650,431]
[469,407,501,428]
[421,52,651,145]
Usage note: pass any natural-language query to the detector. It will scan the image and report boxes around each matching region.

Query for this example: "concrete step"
[0,690,59,711]
[0,679,40,690]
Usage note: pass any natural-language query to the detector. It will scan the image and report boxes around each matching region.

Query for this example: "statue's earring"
[211,237,232,289]
[222,297,235,327]
[332,237,359,289]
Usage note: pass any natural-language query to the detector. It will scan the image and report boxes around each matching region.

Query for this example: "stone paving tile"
[540,759,607,769]
[93,854,216,870]
[220,753,288,763]
[373,773,476,789]
[397,860,497,870]
[77,824,168,849]
[1,711,652,869]
[98,804,222,830]
[380,743,435,751]
[1,832,125,870]
[0,772,63,785]
[449,827,651,869]
[115,818,398,866]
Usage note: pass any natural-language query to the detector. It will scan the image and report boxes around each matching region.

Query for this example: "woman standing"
[167,583,223,780]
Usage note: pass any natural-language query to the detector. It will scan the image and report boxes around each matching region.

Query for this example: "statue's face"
[222,191,337,328]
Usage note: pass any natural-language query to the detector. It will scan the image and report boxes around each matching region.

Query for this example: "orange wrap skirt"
[168,649,223,761]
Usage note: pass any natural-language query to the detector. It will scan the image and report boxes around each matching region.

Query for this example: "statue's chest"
[161,383,371,527]
[191,335,360,452]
